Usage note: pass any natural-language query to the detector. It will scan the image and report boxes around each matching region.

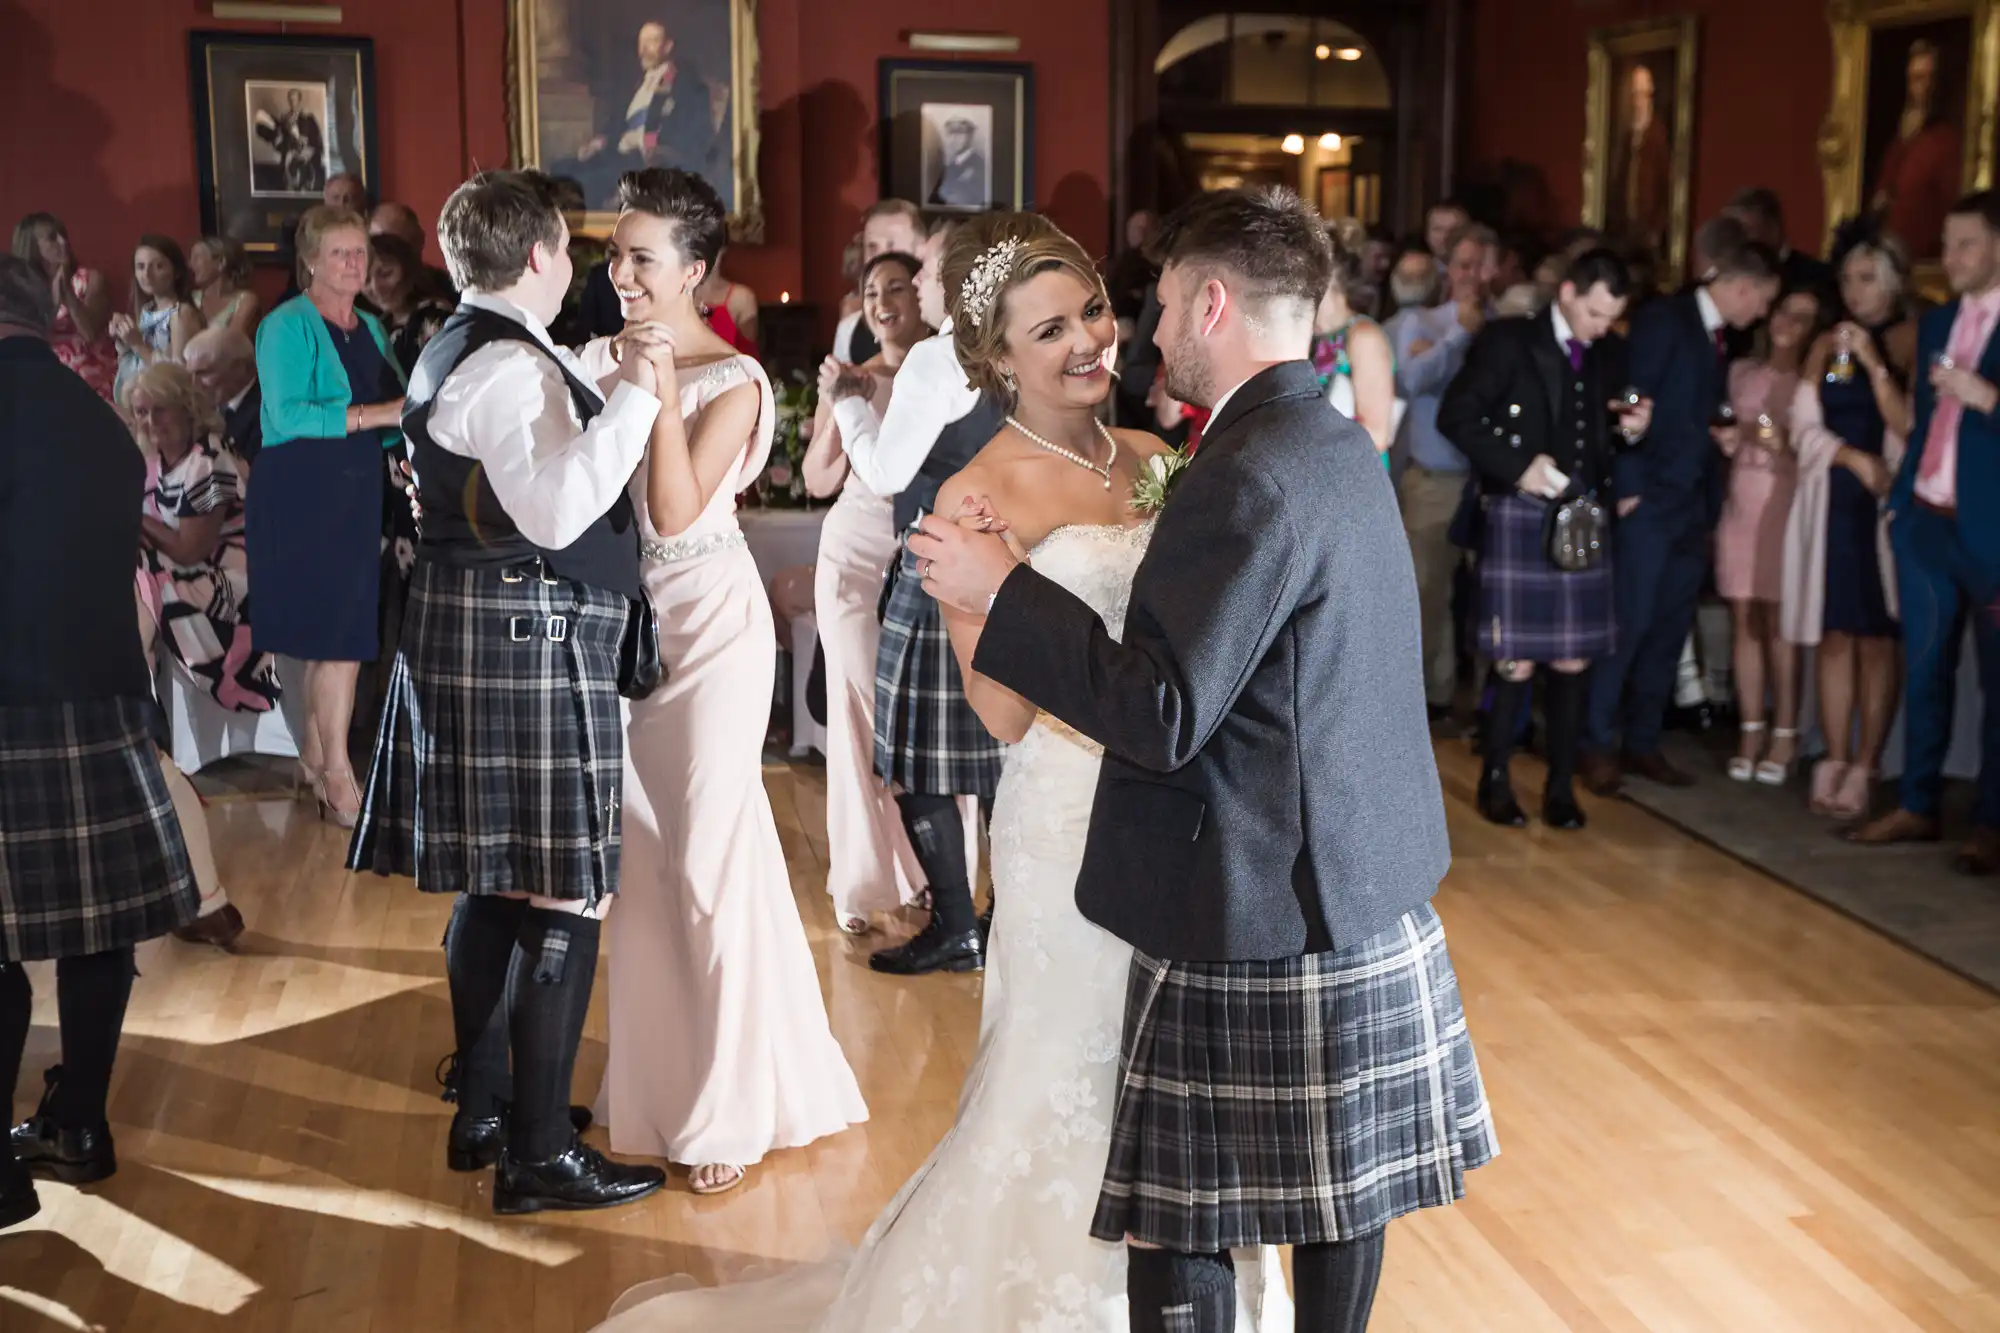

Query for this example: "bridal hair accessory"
[1130,446,1191,514]
[961,238,1026,330]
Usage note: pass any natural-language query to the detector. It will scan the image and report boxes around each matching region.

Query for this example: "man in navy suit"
[1847,191,2000,873]
[1581,242,1779,793]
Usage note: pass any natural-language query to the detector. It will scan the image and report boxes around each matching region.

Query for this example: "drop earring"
[1000,367,1018,395]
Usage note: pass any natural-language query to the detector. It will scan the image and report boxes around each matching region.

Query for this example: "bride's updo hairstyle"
[942,212,1110,398]
[615,167,728,278]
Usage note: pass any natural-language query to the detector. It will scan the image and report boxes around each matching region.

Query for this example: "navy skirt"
[1476,492,1616,662]
[246,433,385,661]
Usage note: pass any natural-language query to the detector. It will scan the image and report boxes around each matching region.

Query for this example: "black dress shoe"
[492,1140,665,1215]
[1542,791,1588,831]
[448,1104,596,1173]
[869,919,984,975]
[10,1117,117,1185]
[0,1162,40,1229]
[1476,769,1527,828]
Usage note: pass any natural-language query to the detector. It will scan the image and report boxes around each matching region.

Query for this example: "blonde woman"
[190,235,262,340]
[249,206,405,826]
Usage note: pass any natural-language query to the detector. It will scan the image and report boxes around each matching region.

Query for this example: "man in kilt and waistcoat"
[825,218,1008,976]
[1,257,200,1229]
[1438,248,1653,830]
[912,189,1497,1332]
[347,171,668,1214]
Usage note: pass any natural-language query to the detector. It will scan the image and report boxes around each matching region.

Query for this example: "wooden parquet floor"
[2,745,1998,1332]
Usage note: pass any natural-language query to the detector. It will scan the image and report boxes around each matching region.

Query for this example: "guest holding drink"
[1786,227,1913,821]
[250,206,406,826]
[1713,287,1825,785]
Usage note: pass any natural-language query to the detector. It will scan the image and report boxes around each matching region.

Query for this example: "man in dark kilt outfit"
[347,171,667,1214]
[913,189,1498,1331]
[1438,248,1652,830]
[0,258,199,1229]
[825,219,1007,976]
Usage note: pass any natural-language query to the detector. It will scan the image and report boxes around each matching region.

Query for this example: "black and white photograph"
[245,80,330,197]
[879,58,1033,213]
[921,102,992,211]
[508,0,765,238]
[188,31,377,257]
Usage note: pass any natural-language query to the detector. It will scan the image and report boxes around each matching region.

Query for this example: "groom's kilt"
[347,558,629,904]
[873,548,1005,798]
[0,698,198,962]
[1090,903,1498,1251]
[1475,492,1615,662]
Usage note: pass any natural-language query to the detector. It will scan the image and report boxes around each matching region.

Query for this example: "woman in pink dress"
[11,213,117,401]
[1712,286,1823,785]
[588,168,866,1198]
[802,250,930,933]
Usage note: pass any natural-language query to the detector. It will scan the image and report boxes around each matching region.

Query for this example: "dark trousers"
[1891,505,2000,826]
[1586,503,1708,756]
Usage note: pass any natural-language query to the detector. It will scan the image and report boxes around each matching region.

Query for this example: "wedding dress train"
[593,521,1293,1332]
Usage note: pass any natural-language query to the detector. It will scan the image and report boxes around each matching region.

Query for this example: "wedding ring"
[921,558,934,578]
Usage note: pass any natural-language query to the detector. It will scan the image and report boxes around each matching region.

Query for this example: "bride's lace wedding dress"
[594,522,1293,1332]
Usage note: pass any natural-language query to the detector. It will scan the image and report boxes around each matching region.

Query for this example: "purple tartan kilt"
[1476,492,1616,662]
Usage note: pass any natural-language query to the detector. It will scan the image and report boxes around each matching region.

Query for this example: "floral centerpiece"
[751,367,818,508]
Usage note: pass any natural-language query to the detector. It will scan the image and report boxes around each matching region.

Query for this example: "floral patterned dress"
[139,437,280,713]
[51,267,117,402]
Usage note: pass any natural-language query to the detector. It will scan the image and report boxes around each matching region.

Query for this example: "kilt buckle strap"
[500,558,563,586]
[507,614,570,643]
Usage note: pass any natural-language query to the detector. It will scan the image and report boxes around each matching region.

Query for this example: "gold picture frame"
[1582,15,1698,285]
[506,0,765,242]
[1816,0,1996,278]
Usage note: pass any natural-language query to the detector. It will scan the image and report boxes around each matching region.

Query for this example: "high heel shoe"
[1755,727,1799,787]
[294,757,324,802]
[317,768,363,830]
[1809,759,1849,816]
[1727,721,1766,782]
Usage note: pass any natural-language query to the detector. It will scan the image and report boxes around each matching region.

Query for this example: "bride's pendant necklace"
[1007,415,1118,490]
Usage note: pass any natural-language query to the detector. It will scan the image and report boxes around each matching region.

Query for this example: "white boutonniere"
[1130,447,1191,515]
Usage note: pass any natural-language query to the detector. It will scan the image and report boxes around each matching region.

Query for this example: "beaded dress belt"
[640,529,748,564]
[1035,711,1104,757]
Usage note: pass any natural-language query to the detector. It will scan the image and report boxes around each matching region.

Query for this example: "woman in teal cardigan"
[247,206,405,827]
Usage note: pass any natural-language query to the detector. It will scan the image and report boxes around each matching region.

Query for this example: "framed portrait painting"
[507,0,765,241]
[1581,16,1698,284]
[187,32,378,260]
[879,60,1034,214]
[1818,0,1997,269]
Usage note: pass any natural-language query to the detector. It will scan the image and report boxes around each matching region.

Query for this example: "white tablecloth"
[740,507,829,756]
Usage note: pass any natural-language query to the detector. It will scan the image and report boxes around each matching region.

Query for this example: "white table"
[740,507,829,756]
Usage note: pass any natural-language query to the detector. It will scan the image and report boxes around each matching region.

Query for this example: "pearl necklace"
[1006,416,1118,489]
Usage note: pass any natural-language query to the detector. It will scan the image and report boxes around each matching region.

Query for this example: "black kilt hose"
[1476,492,1616,663]
[347,558,629,904]
[0,698,199,962]
[1090,904,1499,1251]
[873,547,1005,798]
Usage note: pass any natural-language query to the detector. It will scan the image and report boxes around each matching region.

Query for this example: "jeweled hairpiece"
[959,238,1026,330]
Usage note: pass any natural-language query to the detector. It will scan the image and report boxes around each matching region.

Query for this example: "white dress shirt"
[830,321,980,498]
[424,292,662,551]
[1695,285,1725,338]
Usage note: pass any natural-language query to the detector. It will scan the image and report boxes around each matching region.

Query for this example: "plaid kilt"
[1476,492,1616,662]
[0,698,198,962]
[1091,903,1498,1250]
[347,558,629,903]
[873,548,1005,798]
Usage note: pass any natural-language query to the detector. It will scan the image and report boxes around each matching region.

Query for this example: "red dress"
[52,267,117,403]
[702,284,759,357]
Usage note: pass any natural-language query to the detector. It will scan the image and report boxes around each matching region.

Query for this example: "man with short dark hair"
[1,256,198,1228]
[1848,192,2000,872]
[1727,186,1832,295]
[912,186,1495,1333]
[1583,241,1780,792]
[348,169,667,1214]
[1440,248,1652,828]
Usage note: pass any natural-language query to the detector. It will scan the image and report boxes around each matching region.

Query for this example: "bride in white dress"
[594,215,1292,1331]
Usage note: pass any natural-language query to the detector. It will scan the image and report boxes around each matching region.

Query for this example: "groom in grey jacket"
[911,188,1496,1332]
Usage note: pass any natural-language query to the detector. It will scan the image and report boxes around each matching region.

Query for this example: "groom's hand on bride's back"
[910,505,1021,615]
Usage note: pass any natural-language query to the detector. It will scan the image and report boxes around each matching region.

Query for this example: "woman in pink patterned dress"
[1712,286,1824,784]
[11,213,117,401]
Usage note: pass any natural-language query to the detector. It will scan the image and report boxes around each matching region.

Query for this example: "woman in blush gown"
[802,249,932,934]
[587,168,866,1197]
[589,213,1290,1332]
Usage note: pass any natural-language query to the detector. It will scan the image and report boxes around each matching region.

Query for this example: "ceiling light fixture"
[1281,134,1306,155]
[1314,43,1331,60]
[1335,47,1363,61]
[1319,133,1342,151]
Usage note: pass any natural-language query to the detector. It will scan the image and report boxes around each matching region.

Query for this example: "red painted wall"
[0,0,1109,329]
[1463,0,1832,255]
